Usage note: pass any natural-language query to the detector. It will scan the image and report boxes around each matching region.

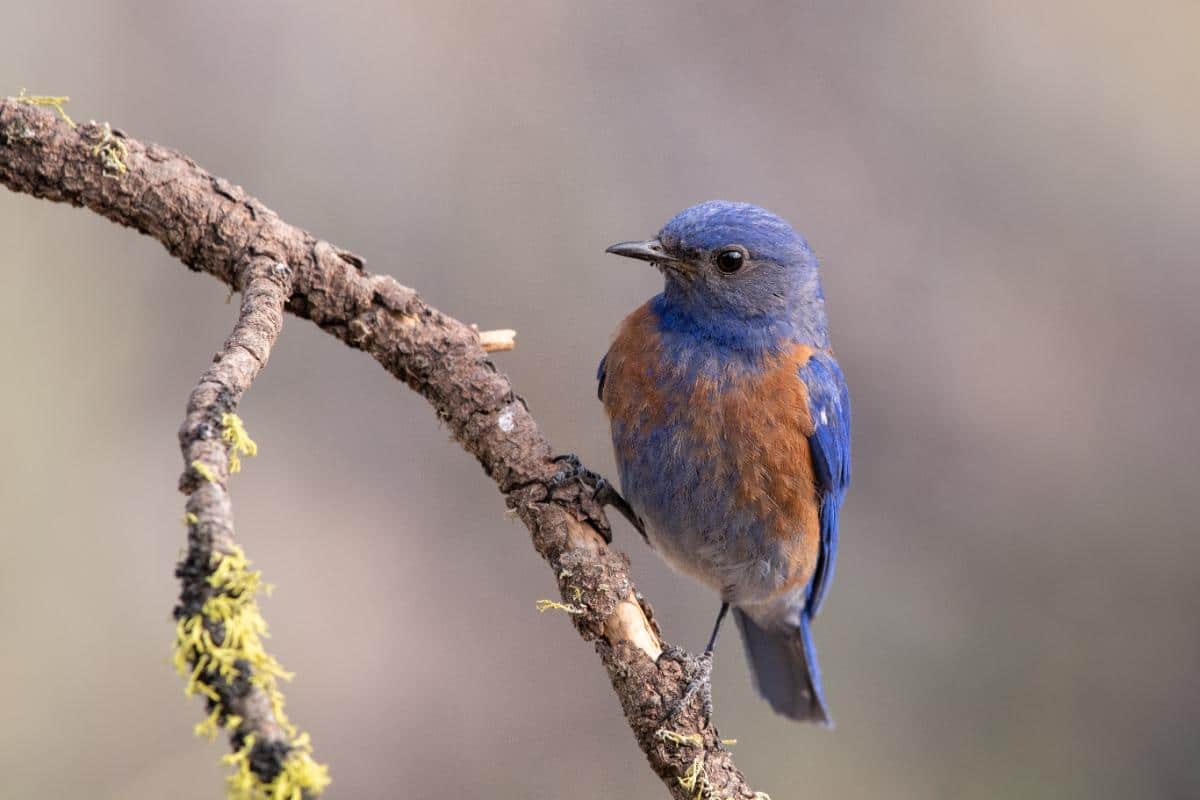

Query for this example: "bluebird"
[598,201,850,723]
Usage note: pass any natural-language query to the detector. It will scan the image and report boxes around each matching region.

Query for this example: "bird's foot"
[548,453,647,544]
[660,646,715,726]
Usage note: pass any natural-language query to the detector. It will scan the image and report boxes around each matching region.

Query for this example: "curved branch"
[174,253,329,796]
[0,98,763,799]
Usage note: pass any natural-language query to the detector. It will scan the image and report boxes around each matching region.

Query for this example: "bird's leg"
[661,602,730,724]
[703,601,731,655]
[548,453,648,544]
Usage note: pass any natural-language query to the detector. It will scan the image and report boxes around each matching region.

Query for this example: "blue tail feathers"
[733,608,831,725]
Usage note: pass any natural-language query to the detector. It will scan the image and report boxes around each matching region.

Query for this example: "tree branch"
[0,98,764,799]
[173,253,330,796]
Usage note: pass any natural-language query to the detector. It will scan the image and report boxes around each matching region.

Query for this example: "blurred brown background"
[2,2,1197,798]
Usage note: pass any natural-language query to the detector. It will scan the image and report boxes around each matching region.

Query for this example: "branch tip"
[478,328,517,352]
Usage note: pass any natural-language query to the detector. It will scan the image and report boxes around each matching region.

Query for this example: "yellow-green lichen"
[656,728,703,748]
[223,733,331,800]
[192,460,218,483]
[656,730,746,798]
[535,599,585,615]
[221,413,258,473]
[173,545,328,798]
[90,121,128,176]
[676,753,767,800]
[184,512,200,526]
[12,89,75,127]
[194,706,243,742]
[678,754,712,799]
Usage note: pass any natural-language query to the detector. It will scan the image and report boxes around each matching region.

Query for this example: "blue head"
[606,201,828,349]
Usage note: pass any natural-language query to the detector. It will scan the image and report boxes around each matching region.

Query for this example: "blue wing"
[596,354,608,401]
[799,352,851,618]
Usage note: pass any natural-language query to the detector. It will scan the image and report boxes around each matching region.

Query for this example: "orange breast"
[602,303,823,602]
[601,303,669,438]
[720,343,822,596]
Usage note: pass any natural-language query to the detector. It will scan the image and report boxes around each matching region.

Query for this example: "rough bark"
[0,97,763,799]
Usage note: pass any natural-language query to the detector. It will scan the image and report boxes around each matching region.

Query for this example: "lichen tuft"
[535,598,585,615]
[191,460,218,483]
[12,89,75,127]
[89,122,128,176]
[220,413,258,473]
[174,545,328,797]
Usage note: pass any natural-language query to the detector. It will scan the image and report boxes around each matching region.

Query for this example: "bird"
[597,201,850,724]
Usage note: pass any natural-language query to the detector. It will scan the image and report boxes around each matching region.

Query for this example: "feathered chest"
[600,303,822,561]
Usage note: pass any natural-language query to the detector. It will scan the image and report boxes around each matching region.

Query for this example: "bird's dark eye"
[716,247,745,274]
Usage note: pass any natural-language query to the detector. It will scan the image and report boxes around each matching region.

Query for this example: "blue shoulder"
[798,352,851,617]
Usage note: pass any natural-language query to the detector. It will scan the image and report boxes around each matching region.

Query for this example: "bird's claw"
[660,647,715,726]
[547,453,592,490]
[549,453,648,544]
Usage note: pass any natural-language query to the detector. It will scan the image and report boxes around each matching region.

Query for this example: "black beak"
[605,238,676,263]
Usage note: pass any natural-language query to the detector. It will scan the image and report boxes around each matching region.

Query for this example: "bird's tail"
[733,608,831,725]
